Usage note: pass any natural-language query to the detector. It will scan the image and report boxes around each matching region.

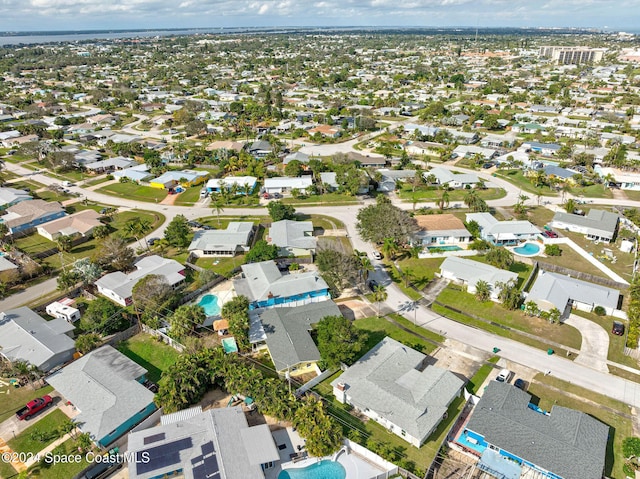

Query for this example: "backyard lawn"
[97,182,168,202]
[8,409,69,455]
[530,374,632,479]
[195,254,246,279]
[0,459,17,479]
[281,193,360,205]
[0,385,54,423]
[27,438,91,479]
[117,333,182,383]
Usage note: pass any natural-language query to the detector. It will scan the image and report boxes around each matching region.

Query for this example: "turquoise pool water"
[513,242,541,256]
[278,460,346,479]
[428,245,462,251]
[198,294,221,316]
[222,337,238,354]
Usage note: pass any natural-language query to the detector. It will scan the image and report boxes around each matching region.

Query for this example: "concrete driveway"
[0,393,64,441]
[564,314,610,372]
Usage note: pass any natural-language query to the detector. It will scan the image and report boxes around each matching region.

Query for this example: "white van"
[496,369,513,383]
[61,181,73,187]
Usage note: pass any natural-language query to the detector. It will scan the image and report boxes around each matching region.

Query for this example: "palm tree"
[211,193,225,226]
[474,280,492,302]
[602,173,615,191]
[125,217,152,249]
[372,284,388,317]
[355,254,374,286]
[438,189,450,210]
[56,235,73,252]
[564,198,577,214]
[382,237,399,260]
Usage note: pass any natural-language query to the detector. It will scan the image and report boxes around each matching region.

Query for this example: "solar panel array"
[136,437,193,475]
[143,433,166,445]
[191,441,220,479]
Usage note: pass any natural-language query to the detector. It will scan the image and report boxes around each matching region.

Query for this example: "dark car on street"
[514,378,527,391]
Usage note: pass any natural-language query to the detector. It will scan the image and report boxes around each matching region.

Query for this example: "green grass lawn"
[398,185,506,203]
[12,234,57,256]
[530,375,631,479]
[380,260,422,301]
[97,182,168,202]
[83,176,111,187]
[568,184,613,199]
[6,179,46,191]
[117,333,181,383]
[0,458,17,478]
[494,169,558,196]
[622,189,640,201]
[173,186,203,205]
[354,315,440,357]
[194,254,246,279]
[34,190,73,203]
[8,409,68,455]
[397,257,445,289]
[0,385,54,424]
[27,438,91,479]
[526,206,556,228]
[281,193,360,205]
[435,286,582,350]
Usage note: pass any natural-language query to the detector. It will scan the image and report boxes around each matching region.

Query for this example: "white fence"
[343,439,399,477]
[141,324,185,352]
[295,368,337,395]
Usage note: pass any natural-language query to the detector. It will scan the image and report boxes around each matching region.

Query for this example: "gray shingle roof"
[440,256,518,288]
[331,337,464,443]
[268,220,316,250]
[46,345,155,442]
[249,300,342,371]
[127,407,279,479]
[0,307,75,371]
[0,187,31,206]
[188,222,253,252]
[466,212,540,237]
[527,270,620,311]
[551,209,619,238]
[465,381,609,479]
[234,260,328,303]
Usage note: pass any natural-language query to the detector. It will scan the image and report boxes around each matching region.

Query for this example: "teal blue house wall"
[98,402,157,447]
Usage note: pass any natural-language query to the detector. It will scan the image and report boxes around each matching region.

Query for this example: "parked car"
[367,279,379,291]
[514,378,527,391]
[495,369,513,383]
[542,230,558,238]
[372,251,383,260]
[81,454,123,479]
[147,237,160,246]
[273,192,282,199]
[187,221,202,228]
[199,189,208,198]
[612,321,625,336]
[61,180,73,187]
[16,395,53,420]
[482,162,494,169]
[263,193,271,199]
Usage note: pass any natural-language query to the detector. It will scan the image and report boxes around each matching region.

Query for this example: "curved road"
[4,157,640,410]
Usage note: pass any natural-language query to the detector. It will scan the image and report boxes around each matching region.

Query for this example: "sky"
[0,0,637,32]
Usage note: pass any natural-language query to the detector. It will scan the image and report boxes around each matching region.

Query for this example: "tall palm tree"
[382,237,399,260]
[125,217,152,249]
[372,284,388,317]
[211,193,225,226]
[564,198,577,214]
[438,189,450,210]
[474,280,492,302]
[355,254,374,286]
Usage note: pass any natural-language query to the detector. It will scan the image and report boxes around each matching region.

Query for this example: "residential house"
[205,140,244,154]
[539,164,578,183]
[309,124,341,138]
[149,170,209,189]
[403,123,439,137]
[466,212,540,245]
[405,140,444,157]
[459,381,608,479]
[1,200,66,235]
[597,167,640,190]
[283,151,310,166]
[84,156,137,173]
[376,169,416,192]
[247,140,273,158]
[439,256,518,300]
[332,337,464,447]
[443,129,478,144]
[206,176,257,194]
[319,172,339,191]
[452,145,497,162]
[47,345,157,447]
[249,300,341,376]
[526,270,621,317]
[127,406,279,479]
[427,167,479,189]
[0,307,75,372]
[348,152,386,168]
[412,214,472,249]
[95,255,186,306]
[0,256,19,283]
[268,219,316,257]
[0,187,32,210]
[188,222,254,257]
[550,209,619,243]
[112,164,153,183]
[522,141,562,156]
[263,176,312,195]
[1,134,39,148]
[234,260,330,310]
[36,209,102,241]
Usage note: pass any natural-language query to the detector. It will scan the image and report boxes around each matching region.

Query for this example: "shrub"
[544,244,562,256]
[593,305,606,316]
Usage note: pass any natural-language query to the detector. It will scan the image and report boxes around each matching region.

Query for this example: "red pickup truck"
[15,395,53,420]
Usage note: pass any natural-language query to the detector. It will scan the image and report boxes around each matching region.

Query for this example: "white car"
[372,251,383,260]
[495,369,513,383]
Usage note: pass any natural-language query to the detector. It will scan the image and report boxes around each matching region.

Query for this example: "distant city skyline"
[0,0,638,33]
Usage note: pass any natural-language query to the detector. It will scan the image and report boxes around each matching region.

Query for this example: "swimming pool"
[428,245,462,252]
[198,294,221,316]
[278,460,346,479]
[513,242,541,257]
[222,337,238,354]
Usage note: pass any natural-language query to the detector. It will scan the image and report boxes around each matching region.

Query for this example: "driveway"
[564,314,610,372]
[0,393,63,441]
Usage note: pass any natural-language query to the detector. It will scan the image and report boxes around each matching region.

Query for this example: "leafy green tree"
[464,189,489,212]
[72,258,102,288]
[486,247,514,270]
[474,280,492,302]
[94,236,135,271]
[125,217,152,249]
[495,279,521,310]
[132,274,173,316]
[75,333,102,354]
[623,437,640,459]
[170,304,205,342]
[316,315,368,368]
[92,224,111,239]
[356,196,417,245]
[564,198,577,214]
[466,220,481,239]
[438,189,450,210]
[316,247,359,295]
[164,214,192,248]
[56,235,73,252]
[246,240,279,263]
[524,301,540,317]
[267,201,296,221]
[210,193,225,226]
[57,270,79,291]
[544,244,562,256]
[284,160,303,177]
[82,297,129,334]
[293,396,343,457]
[221,296,250,350]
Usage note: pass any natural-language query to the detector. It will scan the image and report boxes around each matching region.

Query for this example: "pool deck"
[195,280,237,325]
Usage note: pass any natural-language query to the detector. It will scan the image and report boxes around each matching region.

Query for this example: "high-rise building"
[539,46,606,64]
